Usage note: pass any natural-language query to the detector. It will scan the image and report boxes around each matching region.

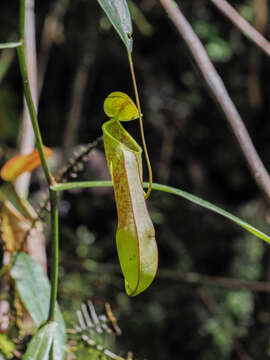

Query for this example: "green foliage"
[0,334,15,359]
[75,346,110,360]
[128,0,153,36]
[231,203,265,281]
[97,0,133,52]
[194,21,232,62]
[205,39,232,63]
[11,253,66,360]
[23,322,57,360]
[225,290,253,322]
[1,0,270,359]
[239,5,254,23]
[203,316,233,357]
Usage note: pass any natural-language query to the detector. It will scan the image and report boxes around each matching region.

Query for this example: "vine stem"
[47,190,59,321]
[51,180,270,245]
[19,0,26,39]
[127,50,153,200]
[0,42,22,49]
[18,0,58,323]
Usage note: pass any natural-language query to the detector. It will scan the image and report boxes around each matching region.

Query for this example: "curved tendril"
[127,50,152,199]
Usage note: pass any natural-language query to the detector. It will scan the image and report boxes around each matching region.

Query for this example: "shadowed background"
[1,1,270,359]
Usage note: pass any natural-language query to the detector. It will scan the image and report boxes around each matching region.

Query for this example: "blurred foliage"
[0,88,19,144]
[194,21,232,62]
[0,335,14,359]
[1,0,270,359]
[239,4,255,23]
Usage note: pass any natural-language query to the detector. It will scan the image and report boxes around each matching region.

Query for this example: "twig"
[60,256,270,294]
[56,136,103,181]
[159,0,270,201]
[66,260,270,293]
[158,269,270,293]
[208,0,270,57]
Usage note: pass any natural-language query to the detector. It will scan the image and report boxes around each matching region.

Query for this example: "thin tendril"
[127,50,152,199]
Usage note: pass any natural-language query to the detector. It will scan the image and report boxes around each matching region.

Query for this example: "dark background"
[1,1,270,359]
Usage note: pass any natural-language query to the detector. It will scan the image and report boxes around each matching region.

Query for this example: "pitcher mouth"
[102,119,142,155]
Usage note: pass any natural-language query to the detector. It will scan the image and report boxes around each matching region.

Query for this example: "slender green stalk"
[47,190,59,322]
[49,344,54,360]
[51,180,270,245]
[18,0,59,324]
[19,0,26,39]
[127,50,153,200]
[17,0,54,186]
[0,42,22,49]
[52,180,112,191]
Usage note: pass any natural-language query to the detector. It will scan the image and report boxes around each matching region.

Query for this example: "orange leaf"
[0,146,52,182]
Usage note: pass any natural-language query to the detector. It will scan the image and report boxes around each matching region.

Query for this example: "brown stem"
[159,269,270,293]
[68,261,270,293]
[159,0,270,201]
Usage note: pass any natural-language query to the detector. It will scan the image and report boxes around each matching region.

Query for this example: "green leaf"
[11,253,66,360]
[102,120,158,296]
[97,0,133,52]
[23,322,57,360]
[149,183,270,245]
